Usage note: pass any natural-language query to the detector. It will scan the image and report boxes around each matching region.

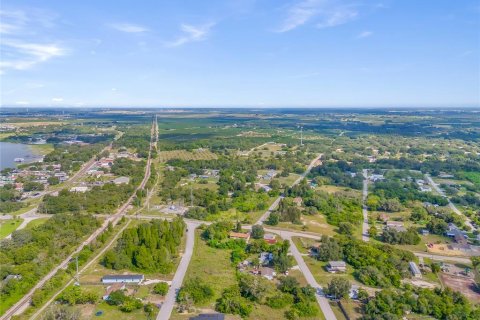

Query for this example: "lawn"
[0,219,23,239]
[158,149,217,162]
[275,214,336,236]
[29,143,54,155]
[182,230,237,307]
[25,217,50,230]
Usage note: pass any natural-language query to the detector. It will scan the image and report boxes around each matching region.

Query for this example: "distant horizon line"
[1,105,479,110]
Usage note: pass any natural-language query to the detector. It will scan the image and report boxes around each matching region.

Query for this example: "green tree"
[326,278,351,299]
[153,282,169,296]
[338,222,354,235]
[251,225,265,239]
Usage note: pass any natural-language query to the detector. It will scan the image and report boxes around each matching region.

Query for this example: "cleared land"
[158,149,217,162]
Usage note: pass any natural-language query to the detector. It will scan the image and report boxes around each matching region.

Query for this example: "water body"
[0,142,39,170]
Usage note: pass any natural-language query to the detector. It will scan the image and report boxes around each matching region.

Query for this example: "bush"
[266,293,294,309]
[153,282,169,296]
[106,290,126,306]
[251,225,265,239]
[177,277,214,304]
[215,286,253,318]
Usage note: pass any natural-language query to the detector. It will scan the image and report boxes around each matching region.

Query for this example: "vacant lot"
[0,219,22,239]
[440,273,480,303]
[158,149,217,161]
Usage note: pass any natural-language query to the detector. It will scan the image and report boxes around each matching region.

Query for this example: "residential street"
[256,153,322,225]
[156,221,200,320]
[424,174,476,231]
[287,237,337,320]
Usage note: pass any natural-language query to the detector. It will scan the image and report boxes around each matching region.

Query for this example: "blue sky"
[1,0,479,107]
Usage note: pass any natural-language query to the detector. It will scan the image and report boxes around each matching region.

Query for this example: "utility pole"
[190,185,193,207]
[300,126,304,146]
[74,256,80,286]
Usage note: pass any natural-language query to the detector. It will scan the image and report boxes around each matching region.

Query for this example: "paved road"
[1,120,156,320]
[256,153,322,225]
[156,221,200,320]
[424,174,476,231]
[30,219,133,320]
[286,236,337,320]
[413,252,472,264]
[361,169,369,242]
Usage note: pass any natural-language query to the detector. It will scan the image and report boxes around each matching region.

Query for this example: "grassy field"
[158,149,217,162]
[25,217,50,230]
[181,230,237,308]
[276,214,336,236]
[0,219,23,239]
[29,143,55,155]
[461,171,480,187]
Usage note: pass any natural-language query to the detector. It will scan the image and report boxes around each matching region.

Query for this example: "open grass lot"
[439,273,480,303]
[276,173,302,186]
[0,219,23,238]
[3,121,67,127]
[25,217,50,229]
[73,299,147,320]
[182,230,237,307]
[158,149,218,162]
[29,143,55,155]
[276,214,336,236]
[315,185,361,198]
[330,301,364,320]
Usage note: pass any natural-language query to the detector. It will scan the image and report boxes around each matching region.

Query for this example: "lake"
[0,142,40,170]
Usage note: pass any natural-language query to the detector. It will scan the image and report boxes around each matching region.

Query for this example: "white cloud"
[356,30,373,38]
[276,0,359,32]
[52,97,64,102]
[316,7,358,28]
[0,8,66,73]
[109,23,149,33]
[276,0,321,32]
[0,40,66,72]
[166,23,215,47]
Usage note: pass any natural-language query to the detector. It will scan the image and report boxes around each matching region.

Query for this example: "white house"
[101,274,144,284]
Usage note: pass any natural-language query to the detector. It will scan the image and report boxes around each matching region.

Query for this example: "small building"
[263,170,277,180]
[293,197,303,207]
[259,267,276,280]
[369,174,384,182]
[229,232,250,241]
[101,274,144,284]
[327,261,347,273]
[409,262,422,278]
[113,176,130,185]
[421,229,430,236]
[70,186,89,193]
[190,314,225,320]
[263,233,277,244]
[99,158,114,167]
[419,186,432,192]
[259,252,274,265]
[386,221,406,232]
